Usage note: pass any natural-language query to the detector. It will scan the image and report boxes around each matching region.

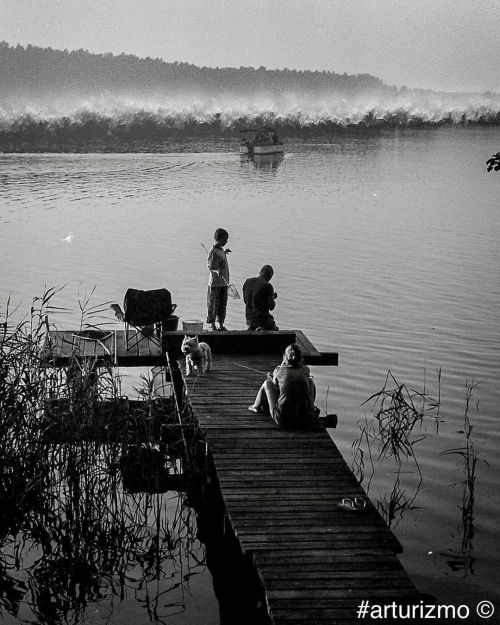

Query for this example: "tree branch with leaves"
[486,152,500,172]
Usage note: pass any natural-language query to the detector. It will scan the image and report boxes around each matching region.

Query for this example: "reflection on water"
[0,301,217,625]
[240,153,284,171]
[0,443,208,625]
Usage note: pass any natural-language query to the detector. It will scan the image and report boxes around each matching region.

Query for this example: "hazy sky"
[2,0,499,93]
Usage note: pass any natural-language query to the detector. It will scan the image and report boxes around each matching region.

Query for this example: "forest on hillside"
[0,41,393,99]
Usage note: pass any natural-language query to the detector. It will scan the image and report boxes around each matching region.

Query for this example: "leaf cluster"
[486,152,500,171]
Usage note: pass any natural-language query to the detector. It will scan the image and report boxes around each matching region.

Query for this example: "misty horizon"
[1,40,499,151]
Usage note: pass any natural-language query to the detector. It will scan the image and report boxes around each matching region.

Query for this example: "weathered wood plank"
[265,575,416,589]
[267,587,418,600]
[243,539,402,552]
[215,466,357,477]
[254,547,397,559]
[256,560,401,572]
[256,562,401,573]
[230,517,388,529]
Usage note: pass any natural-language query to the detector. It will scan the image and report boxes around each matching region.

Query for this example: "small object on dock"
[318,413,338,428]
[182,319,204,333]
[338,497,367,511]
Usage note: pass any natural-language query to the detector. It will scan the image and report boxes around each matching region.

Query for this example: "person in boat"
[242,264,279,331]
[248,343,317,428]
[206,228,231,331]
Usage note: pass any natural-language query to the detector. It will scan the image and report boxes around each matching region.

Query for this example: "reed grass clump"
[352,370,440,481]
[351,370,441,526]
[486,152,500,171]
[0,288,206,622]
[0,289,66,533]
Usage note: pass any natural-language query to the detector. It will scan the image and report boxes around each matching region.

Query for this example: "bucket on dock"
[163,315,179,331]
[182,319,203,333]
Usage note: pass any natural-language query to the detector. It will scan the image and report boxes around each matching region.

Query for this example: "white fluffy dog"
[181,335,212,376]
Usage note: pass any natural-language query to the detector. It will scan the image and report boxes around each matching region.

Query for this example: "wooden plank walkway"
[45,329,165,366]
[185,350,420,625]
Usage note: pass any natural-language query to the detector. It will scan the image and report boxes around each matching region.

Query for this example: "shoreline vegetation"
[0,289,270,622]
[2,114,500,155]
[1,41,500,152]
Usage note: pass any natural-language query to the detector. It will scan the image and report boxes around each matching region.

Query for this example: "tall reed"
[0,288,206,623]
[352,370,441,526]
[441,378,485,564]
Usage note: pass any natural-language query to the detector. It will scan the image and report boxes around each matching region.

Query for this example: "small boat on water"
[239,127,284,156]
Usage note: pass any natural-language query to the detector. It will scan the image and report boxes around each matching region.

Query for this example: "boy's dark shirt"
[243,276,274,324]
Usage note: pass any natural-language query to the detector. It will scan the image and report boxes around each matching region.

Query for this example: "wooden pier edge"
[44,329,339,367]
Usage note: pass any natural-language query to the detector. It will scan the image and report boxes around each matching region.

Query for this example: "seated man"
[242,264,279,331]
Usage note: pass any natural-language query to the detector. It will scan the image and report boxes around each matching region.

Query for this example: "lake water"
[1,126,500,621]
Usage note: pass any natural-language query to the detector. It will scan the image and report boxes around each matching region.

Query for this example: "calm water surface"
[1,126,500,620]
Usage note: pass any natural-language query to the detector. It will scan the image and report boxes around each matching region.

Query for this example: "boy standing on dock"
[206,228,231,331]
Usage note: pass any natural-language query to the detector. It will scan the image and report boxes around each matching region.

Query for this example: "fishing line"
[233,362,268,375]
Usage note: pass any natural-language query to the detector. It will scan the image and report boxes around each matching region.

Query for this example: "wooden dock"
[44,328,165,366]
[183,333,420,624]
[45,327,420,623]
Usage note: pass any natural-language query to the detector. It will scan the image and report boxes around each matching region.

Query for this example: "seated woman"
[248,343,317,427]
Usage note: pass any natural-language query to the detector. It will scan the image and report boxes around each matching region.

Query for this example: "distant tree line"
[3,107,499,153]
[0,41,393,99]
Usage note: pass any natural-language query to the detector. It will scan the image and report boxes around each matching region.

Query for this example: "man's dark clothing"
[243,276,276,330]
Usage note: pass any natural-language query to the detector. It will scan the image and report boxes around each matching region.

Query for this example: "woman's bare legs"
[248,379,279,415]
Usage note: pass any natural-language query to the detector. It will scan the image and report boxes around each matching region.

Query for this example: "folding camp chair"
[110,288,177,352]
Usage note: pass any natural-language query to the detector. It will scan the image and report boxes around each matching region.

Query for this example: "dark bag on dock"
[123,288,173,326]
